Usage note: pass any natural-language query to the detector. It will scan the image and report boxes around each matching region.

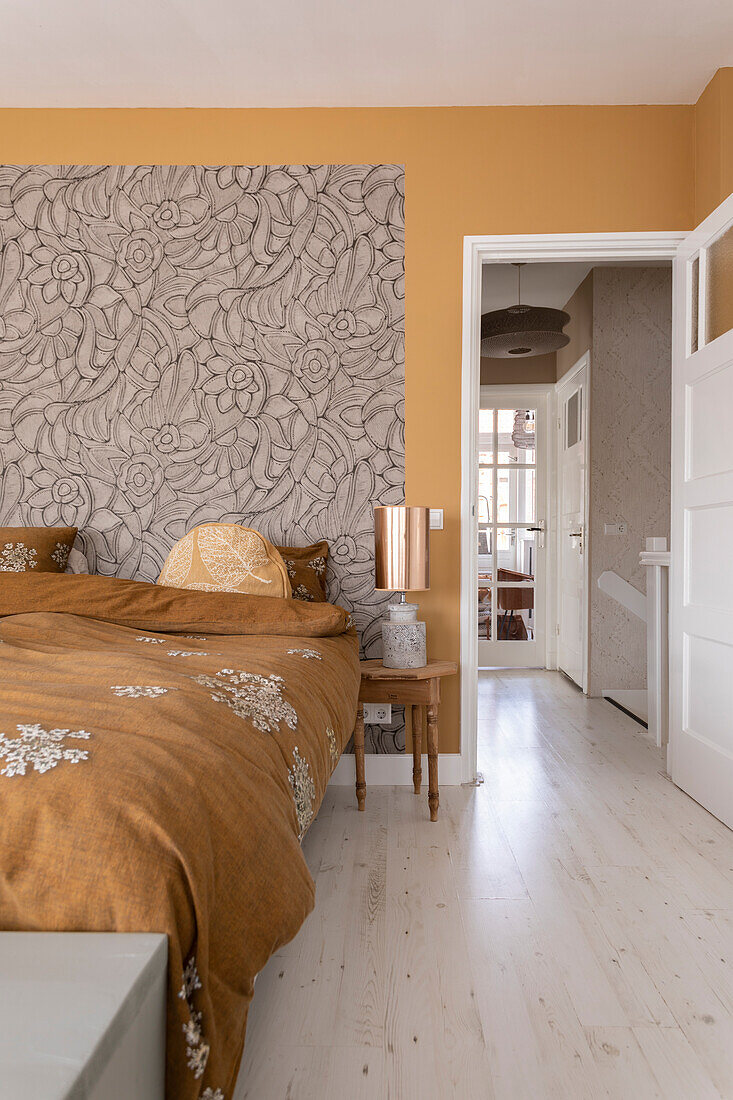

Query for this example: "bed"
[0,571,360,1100]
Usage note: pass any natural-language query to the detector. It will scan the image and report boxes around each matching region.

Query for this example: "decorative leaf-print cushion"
[275,540,329,602]
[0,527,77,574]
[157,524,290,598]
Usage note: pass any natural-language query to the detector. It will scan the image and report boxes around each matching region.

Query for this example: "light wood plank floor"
[235,670,733,1099]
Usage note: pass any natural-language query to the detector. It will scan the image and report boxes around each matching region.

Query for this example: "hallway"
[237,670,733,1098]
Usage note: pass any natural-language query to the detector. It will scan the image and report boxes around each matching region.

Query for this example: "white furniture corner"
[0,932,167,1100]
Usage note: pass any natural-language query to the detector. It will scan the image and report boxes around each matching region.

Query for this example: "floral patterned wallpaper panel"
[0,164,406,751]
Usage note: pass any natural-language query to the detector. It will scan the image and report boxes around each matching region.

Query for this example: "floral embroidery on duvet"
[286,648,322,660]
[326,726,338,765]
[0,724,91,777]
[288,747,315,840]
[110,686,172,698]
[178,956,210,1080]
[192,669,297,733]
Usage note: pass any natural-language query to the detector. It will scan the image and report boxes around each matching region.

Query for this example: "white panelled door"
[670,191,733,829]
[556,357,589,691]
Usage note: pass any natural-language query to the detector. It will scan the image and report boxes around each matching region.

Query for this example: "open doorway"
[477,262,594,675]
[459,234,683,785]
[477,260,671,690]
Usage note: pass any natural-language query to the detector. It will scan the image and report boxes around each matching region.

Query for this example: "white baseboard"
[329,753,463,787]
[602,688,648,724]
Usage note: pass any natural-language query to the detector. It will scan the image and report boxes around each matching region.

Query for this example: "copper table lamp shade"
[374,506,430,593]
[374,506,430,669]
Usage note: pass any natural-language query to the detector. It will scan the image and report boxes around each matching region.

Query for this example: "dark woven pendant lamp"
[481,263,570,358]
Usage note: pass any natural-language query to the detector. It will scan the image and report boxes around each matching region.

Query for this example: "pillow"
[158,523,290,599]
[275,540,328,602]
[0,573,351,638]
[66,547,89,574]
[0,526,77,573]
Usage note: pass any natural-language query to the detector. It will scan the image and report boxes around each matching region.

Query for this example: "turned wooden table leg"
[426,700,439,821]
[412,705,423,794]
[354,703,366,812]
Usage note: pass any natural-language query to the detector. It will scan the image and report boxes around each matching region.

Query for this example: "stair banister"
[640,537,671,748]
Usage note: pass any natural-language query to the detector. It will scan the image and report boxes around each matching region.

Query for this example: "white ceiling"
[481,263,593,313]
[1,0,732,107]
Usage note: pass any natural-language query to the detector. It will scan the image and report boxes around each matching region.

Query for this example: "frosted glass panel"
[705,224,733,345]
[689,254,699,354]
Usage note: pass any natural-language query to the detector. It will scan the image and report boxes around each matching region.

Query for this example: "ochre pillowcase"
[0,526,77,573]
[0,572,351,637]
[276,540,329,602]
[158,523,290,599]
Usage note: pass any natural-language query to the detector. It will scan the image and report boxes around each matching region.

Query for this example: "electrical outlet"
[363,703,392,724]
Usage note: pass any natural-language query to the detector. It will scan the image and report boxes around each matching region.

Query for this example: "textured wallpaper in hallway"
[0,164,406,751]
[589,266,671,698]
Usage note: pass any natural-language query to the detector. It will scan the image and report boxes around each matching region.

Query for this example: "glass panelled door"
[478,399,546,667]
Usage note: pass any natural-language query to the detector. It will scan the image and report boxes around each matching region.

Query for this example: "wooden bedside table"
[353,659,458,822]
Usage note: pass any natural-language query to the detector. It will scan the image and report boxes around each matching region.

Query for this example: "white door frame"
[555,352,591,692]
[460,232,686,783]
[477,383,553,668]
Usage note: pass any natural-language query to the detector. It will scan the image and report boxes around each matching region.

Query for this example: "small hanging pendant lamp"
[481,263,570,358]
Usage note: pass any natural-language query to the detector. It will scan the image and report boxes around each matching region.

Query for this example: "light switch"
[429,509,444,530]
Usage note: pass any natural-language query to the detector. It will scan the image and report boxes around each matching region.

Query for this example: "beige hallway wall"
[587,266,672,698]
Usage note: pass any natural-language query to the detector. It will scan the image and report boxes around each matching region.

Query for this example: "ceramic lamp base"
[382,602,427,669]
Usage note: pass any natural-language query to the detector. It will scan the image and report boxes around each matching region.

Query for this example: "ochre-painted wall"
[0,105,696,752]
[695,68,733,223]
[480,352,556,386]
[556,272,595,380]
